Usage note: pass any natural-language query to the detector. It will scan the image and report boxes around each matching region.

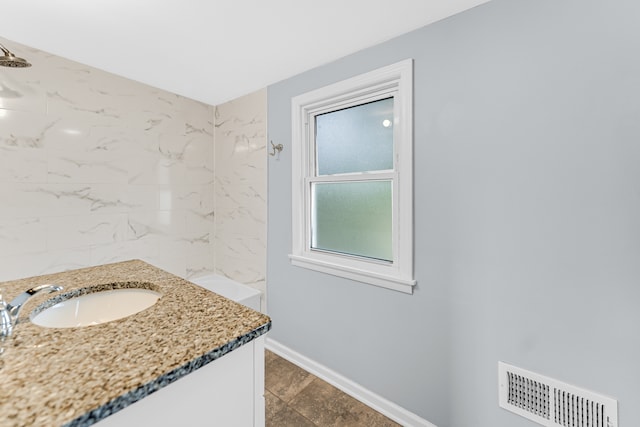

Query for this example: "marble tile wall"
[213,89,267,310]
[0,38,216,282]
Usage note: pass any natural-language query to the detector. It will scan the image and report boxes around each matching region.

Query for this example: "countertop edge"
[63,320,272,427]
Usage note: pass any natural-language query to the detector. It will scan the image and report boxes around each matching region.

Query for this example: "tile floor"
[265,350,401,427]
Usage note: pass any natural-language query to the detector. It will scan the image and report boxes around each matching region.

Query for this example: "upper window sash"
[308,90,398,177]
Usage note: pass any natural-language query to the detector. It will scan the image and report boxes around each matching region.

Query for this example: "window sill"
[289,254,415,294]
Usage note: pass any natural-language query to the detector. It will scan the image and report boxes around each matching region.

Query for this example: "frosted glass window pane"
[311,181,392,261]
[315,97,394,175]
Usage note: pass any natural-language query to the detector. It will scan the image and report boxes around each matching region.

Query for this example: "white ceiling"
[1,0,490,106]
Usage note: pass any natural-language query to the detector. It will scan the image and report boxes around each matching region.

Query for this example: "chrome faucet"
[0,284,63,340]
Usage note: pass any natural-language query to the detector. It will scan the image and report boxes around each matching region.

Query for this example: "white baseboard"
[265,338,437,427]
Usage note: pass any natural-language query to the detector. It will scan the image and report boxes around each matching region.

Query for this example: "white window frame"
[289,59,415,294]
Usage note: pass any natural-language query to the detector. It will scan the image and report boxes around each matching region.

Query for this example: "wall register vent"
[498,362,618,427]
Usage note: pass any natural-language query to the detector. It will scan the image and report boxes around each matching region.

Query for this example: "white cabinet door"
[96,336,265,427]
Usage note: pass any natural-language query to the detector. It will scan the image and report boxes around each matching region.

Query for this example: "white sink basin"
[30,288,161,328]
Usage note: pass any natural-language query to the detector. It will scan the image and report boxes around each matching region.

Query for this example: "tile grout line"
[286,377,323,427]
[265,388,317,427]
[265,351,399,426]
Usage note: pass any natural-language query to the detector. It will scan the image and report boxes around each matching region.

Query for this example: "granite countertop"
[0,260,271,427]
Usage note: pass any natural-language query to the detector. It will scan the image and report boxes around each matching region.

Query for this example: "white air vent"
[498,362,618,427]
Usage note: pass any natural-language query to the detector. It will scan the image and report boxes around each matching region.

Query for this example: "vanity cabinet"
[96,336,265,427]
[0,261,270,426]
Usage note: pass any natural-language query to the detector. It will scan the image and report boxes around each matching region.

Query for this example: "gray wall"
[267,1,640,425]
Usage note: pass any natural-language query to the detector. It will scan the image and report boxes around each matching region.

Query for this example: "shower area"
[0,38,268,309]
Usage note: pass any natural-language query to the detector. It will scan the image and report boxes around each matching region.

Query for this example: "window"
[290,59,415,294]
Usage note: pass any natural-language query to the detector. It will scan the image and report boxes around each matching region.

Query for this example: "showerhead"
[0,43,31,68]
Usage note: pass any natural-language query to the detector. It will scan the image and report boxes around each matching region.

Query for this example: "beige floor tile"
[335,398,402,427]
[265,351,399,426]
[288,378,400,427]
[267,402,316,427]
[288,378,359,426]
[265,349,279,365]
[265,390,287,420]
[265,353,316,403]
